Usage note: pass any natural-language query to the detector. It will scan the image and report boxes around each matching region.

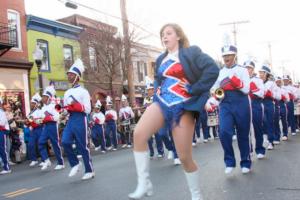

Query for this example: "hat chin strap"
[233,54,237,64]
[46,97,51,105]
[33,103,38,110]
[72,75,79,86]
[231,54,238,67]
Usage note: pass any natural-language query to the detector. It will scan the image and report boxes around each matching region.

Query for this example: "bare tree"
[70,15,153,106]
[120,27,144,82]
[80,21,124,100]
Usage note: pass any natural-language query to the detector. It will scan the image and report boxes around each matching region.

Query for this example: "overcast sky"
[25,0,300,81]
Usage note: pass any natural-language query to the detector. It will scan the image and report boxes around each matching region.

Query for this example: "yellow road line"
[3,187,41,198]
[3,189,27,196]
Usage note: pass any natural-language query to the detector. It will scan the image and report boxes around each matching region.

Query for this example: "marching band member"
[144,81,165,158]
[129,23,219,200]
[294,83,300,130]
[211,119,219,138]
[119,94,134,148]
[158,125,181,165]
[91,100,106,153]
[206,45,251,174]
[273,77,283,144]
[143,80,154,110]
[207,107,220,139]
[282,75,297,136]
[147,135,164,159]
[275,77,289,141]
[169,131,181,165]
[206,96,220,139]
[39,86,64,171]
[0,97,11,175]
[27,93,44,167]
[193,109,210,144]
[292,81,300,131]
[62,59,94,180]
[258,66,277,150]
[244,61,265,159]
[193,118,201,145]
[105,96,118,151]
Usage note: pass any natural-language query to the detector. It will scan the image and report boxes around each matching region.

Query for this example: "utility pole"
[280,59,290,76]
[219,20,250,47]
[268,42,273,70]
[292,71,296,82]
[120,0,135,106]
[63,0,153,106]
[282,66,285,76]
[260,40,276,70]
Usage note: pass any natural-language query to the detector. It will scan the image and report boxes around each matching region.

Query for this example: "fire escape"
[0,22,17,57]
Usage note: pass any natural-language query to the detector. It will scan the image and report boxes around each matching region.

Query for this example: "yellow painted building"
[27,15,82,97]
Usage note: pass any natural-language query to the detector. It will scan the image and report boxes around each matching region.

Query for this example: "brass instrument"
[215,88,225,100]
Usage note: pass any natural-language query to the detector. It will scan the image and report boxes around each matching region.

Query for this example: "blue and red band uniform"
[39,89,64,166]
[208,45,251,170]
[91,108,106,152]
[0,104,10,172]
[27,107,44,163]
[104,107,118,149]
[245,60,265,156]
[62,84,94,173]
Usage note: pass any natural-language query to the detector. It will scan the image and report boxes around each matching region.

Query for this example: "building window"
[7,9,21,50]
[89,46,97,70]
[37,39,50,72]
[63,44,73,68]
[136,61,148,83]
[144,62,148,76]
[151,62,155,75]
[137,61,141,82]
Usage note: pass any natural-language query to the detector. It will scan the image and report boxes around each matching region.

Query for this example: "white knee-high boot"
[184,170,203,200]
[128,151,153,199]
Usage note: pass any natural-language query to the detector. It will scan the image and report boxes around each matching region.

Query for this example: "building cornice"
[26,15,83,40]
[0,58,33,70]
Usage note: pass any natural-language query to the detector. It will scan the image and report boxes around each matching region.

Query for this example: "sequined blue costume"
[154,54,194,128]
[154,46,220,129]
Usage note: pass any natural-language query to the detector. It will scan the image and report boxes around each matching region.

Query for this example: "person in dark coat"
[128,23,219,200]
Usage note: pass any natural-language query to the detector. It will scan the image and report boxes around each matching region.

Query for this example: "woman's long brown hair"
[160,23,190,48]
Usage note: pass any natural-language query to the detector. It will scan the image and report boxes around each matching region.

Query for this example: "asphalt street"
[1,133,300,200]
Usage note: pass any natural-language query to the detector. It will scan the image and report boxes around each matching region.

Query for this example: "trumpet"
[214,88,225,100]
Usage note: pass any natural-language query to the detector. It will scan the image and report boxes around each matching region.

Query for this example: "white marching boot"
[128,151,153,199]
[184,170,203,200]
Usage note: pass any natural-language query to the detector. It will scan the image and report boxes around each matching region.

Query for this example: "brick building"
[59,14,123,106]
[0,0,33,115]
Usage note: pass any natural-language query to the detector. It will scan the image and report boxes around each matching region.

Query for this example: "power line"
[57,0,159,38]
